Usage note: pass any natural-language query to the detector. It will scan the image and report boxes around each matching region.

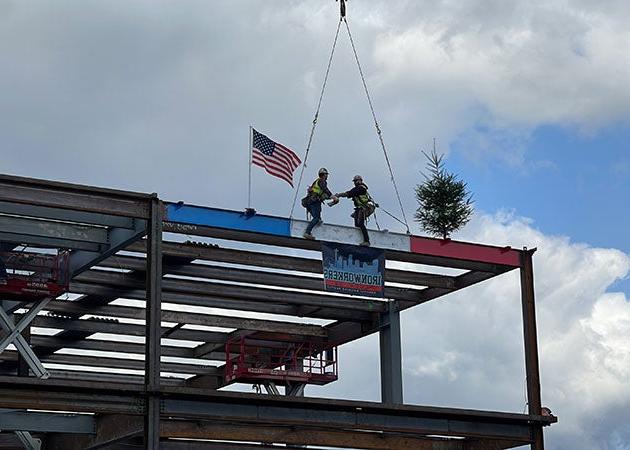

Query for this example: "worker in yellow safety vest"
[302,168,337,240]
[335,175,374,246]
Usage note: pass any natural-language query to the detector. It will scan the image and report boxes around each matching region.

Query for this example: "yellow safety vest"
[352,184,371,209]
[309,179,326,201]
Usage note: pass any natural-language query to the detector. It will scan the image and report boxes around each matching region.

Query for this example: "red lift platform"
[0,250,69,300]
[225,336,338,386]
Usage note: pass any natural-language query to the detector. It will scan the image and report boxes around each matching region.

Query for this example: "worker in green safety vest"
[335,175,374,246]
[302,168,336,240]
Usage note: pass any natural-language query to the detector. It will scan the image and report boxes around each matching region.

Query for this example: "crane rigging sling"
[289,8,410,234]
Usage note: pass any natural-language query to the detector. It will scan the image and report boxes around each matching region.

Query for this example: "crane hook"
[336,0,347,18]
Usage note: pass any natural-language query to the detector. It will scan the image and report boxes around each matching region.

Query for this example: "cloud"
[314,211,630,450]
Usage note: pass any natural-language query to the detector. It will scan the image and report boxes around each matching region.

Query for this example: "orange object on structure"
[0,250,69,300]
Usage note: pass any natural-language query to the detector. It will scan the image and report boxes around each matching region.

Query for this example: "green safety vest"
[352,184,371,209]
[309,179,327,201]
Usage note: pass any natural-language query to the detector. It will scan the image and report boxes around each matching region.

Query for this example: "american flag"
[252,128,301,187]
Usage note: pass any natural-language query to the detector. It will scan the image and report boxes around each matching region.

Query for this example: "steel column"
[520,249,544,450]
[144,196,162,449]
[379,301,403,404]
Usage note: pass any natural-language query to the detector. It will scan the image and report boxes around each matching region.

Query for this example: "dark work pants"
[305,201,322,234]
[0,256,6,279]
[354,208,370,243]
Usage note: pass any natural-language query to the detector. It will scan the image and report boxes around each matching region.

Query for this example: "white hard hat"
[319,168,329,175]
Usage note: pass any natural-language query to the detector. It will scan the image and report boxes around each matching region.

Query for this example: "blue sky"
[450,124,630,295]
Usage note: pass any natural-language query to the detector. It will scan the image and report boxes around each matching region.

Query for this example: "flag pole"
[248,126,253,210]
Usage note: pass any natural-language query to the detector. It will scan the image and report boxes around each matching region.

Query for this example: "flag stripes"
[251,128,301,187]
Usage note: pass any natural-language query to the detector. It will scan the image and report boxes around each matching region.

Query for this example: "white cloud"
[315,211,630,449]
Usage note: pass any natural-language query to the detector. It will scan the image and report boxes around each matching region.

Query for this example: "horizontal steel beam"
[159,420,471,450]
[0,410,94,434]
[0,350,219,376]
[0,201,135,228]
[162,398,533,441]
[29,335,218,359]
[0,174,152,218]
[0,232,103,252]
[162,221,517,272]
[69,281,370,321]
[42,369,185,386]
[23,315,229,344]
[0,377,556,433]
[45,300,328,338]
[99,254,432,303]
[127,240,458,289]
[75,269,386,314]
[0,215,109,244]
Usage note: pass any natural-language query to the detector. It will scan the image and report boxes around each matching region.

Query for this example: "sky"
[2,0,630,448]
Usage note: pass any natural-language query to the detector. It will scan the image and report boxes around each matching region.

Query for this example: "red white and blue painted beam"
[165,203,522,268]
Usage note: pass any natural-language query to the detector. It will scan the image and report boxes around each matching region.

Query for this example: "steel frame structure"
[0,174,555,449]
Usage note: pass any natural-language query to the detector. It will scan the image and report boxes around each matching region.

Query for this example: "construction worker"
[335,175,373,246]
[302,168,336,239]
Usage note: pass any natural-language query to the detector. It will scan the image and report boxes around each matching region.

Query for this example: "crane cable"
[342,17,410,234]
[290,6,411,235]
[290,18,343,219]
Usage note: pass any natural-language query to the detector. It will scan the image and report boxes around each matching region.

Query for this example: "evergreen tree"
[414,149,473,239]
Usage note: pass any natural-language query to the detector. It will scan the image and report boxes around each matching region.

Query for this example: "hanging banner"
[321,242,385,298]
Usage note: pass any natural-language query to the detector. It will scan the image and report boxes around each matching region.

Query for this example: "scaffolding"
[0,174,555,449]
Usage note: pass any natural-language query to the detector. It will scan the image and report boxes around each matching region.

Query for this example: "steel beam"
[145,197,162,450]
[0,215,109,245]
[0,232,103,252]
[520,249,544,450]
[24,315,228,343]
[0,201,136,228]
[379,302,403,404]
[75,269,386,313]
[44,300,327,338]
[127,240,458,289]
[159,420,471,450]
[98,254,432,303]
[161,399,533,441]
[0,174,151,218]
[69,218,147,277]
[14,431,40,450]
[28,336,213,360]
[69,281,369,321]
[40,370,185,386]
[44,414,143,450]
[162,220,515,273]
[0,377,554,446]
[0,410,94,434]
[0,351,220,376]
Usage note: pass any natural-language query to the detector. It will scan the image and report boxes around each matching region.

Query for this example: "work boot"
[359,241,370,246]
[303,232,315,240]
